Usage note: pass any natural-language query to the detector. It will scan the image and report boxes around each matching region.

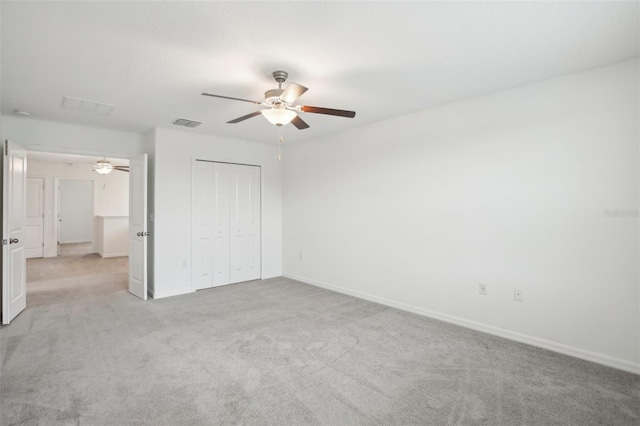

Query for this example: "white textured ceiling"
[2,1,638,144]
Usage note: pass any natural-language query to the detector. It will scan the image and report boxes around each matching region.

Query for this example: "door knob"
[10,238,19,244]
[137,232,142,236]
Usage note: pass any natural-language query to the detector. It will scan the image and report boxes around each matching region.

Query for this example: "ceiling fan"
[202,71,356,129]
[93,158,129,175]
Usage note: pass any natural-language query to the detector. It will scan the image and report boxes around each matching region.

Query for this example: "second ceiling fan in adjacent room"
[93,158,129,175]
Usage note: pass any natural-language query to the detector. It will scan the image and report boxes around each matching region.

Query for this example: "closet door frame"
[191,158,262,292]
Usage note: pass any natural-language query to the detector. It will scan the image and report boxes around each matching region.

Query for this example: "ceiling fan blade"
[113,166,129,172]
[202,93,262,105]
[227,110,263,124]
[291,115,310,130]
[300,105,356,118]
[280,83,308,104]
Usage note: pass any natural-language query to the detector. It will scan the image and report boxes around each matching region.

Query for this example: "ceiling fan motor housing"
[264,88,285,105]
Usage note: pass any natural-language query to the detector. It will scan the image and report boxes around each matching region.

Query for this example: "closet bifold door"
[192,161,260,291]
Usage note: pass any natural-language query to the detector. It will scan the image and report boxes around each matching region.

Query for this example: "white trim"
[190,155,196,292]
[284,273,640,376]
[151,287,193,299]
[261,273,282,280]
[99,252,128,258]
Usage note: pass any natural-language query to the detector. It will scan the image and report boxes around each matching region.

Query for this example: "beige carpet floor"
[1,254,638,425]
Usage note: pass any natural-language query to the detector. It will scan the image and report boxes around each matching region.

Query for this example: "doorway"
[25,152,130,259]
[57,178,95,256]
[25,177,44,258]
[25,153,129,299]
[3,144,149,324]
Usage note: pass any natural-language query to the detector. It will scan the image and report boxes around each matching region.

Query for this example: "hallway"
[26,254,128,308]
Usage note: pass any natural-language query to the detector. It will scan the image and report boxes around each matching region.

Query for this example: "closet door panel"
[246,166,261,280]
[192,161,214,290]
[212,163,231,286]
[230,165,261,284]
[229,167,246,284]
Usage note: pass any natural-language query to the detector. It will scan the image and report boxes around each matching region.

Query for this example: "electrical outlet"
[513,288,523,302]
[479,283,487,295]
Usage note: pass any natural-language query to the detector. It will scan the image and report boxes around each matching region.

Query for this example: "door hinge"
[4,141,7,156]
[2,239,7,245]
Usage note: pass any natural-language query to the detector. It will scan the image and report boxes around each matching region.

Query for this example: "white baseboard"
[284,273,640,376]
[151,287,194,299]
[99,252,128,258]
[261,273,283,280]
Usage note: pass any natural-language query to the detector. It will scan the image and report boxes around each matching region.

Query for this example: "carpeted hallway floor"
[1,254,638,425]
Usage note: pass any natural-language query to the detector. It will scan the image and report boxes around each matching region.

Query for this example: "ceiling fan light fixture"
[261,108,297,127]
[93,159,113,175]
[202,70,355,131]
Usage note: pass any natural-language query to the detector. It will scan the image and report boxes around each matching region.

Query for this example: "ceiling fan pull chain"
[278,127,283,161]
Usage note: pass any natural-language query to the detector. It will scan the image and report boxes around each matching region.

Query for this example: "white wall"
[96,216,129,258]
[2,116,145,158]
[27,160,129,257]
[283,59,640,373]
[151,128,282,298]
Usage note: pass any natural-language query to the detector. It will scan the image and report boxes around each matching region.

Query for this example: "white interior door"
[128,153,147,300]
[2,140,28,324]
[25,177,44,258]
[192,161,260,290]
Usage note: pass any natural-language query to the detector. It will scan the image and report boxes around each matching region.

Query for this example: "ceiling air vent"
[62,96,114,115]
[172,118,202,128]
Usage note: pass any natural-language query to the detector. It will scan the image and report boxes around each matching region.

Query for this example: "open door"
[2,140,27,324]
[128,153,148,300]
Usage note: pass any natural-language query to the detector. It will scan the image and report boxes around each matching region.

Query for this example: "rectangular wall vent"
[62,96,114,115]
[173,118,202,128]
